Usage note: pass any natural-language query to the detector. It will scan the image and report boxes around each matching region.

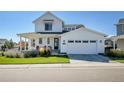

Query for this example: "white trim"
[17,32,60,38]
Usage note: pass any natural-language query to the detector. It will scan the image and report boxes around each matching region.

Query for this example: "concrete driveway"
[68,54,110,63]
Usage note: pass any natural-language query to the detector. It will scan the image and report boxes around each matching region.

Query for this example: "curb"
[0,63,124,69]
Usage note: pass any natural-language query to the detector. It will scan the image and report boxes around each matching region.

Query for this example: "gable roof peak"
[46,11,51,13]
[32,11,63,23]
[43,11,52,15]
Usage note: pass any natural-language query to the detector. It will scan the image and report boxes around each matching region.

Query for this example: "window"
[122,25,124,32]
[100,40,102,43]
[47,38,50,44]
[68,40,74,43]
[39,38,42,44]
[72,28,75,30]
[83,40,88,43]
[68,28,71,31]
[64,28,68,31]
[117,25,122,32]
[45,23,52,31]
[90,40,96,43]
[32,39,35,47]
[62,43,66,45]
[75,40,81,43]
[62,40,66,45]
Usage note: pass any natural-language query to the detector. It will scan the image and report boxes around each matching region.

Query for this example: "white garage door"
[67,40,97,54]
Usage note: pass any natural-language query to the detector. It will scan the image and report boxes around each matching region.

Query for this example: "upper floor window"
[122,25,124,32]
[45,23,52,31]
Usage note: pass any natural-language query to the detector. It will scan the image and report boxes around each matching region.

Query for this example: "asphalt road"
[0,64,124,82]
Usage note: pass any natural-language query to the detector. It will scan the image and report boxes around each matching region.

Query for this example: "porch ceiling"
[17,32,61,38]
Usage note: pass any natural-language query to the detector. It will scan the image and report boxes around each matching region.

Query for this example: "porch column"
[30,39,33,50]
[45,37,47,46]
[113,39,116,50]
[46,37,48,46]
[25,38,27,50]
[20,36,22,51]
[27,38,30,50]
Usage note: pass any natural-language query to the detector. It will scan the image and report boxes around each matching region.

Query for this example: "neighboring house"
[17,12,107,54]
[0,39,7,50]
[108,18,124,50]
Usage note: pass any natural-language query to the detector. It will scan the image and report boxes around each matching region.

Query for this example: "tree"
[1,44,6,51]
[4,40,10,49]
[9,39,14,48]
[3,39,14,50]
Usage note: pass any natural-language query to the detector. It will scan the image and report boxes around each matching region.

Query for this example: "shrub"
[106,49,124,58]
[30,50,39,57]
[24,53,30,58]
[10,54,14,58]
[4,51,22,58]
[39,47,51,57]
[15,53,21,58]
[4,48,51,58]
[6,55,10,58]
[4,52,11,58]
[23,50,39,58]
[1,52,5,56]
[46,48,51,56]
[39,48,45,56]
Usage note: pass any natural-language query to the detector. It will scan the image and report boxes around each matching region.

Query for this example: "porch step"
[51,50,59,55]
[51,50,67,56]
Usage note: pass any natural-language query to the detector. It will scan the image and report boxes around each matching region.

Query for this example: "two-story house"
[17,12,107,54]
[108,18,124,50]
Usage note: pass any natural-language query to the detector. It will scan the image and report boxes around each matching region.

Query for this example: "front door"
[54,38,59,49]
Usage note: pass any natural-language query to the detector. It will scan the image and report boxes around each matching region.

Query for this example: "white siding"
[34,13,63,32]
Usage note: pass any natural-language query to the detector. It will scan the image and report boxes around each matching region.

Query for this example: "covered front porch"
[17,32,61,51]
[110,35,124,50]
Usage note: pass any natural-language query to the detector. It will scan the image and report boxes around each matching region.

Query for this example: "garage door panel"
[67,40,97,54]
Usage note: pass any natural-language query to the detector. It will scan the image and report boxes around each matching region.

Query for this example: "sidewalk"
[0,62,124,69]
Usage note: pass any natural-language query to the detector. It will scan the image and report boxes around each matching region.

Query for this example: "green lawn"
[0,56,69,64]
[110,57,124,63]
[112,59,124,63]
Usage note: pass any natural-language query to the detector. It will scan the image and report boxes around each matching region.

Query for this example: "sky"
[0,11,124,42]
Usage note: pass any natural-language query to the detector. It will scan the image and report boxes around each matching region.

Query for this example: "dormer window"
[45,23,52,31]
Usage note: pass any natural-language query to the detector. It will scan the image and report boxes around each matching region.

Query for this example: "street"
[0,64,124,82]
